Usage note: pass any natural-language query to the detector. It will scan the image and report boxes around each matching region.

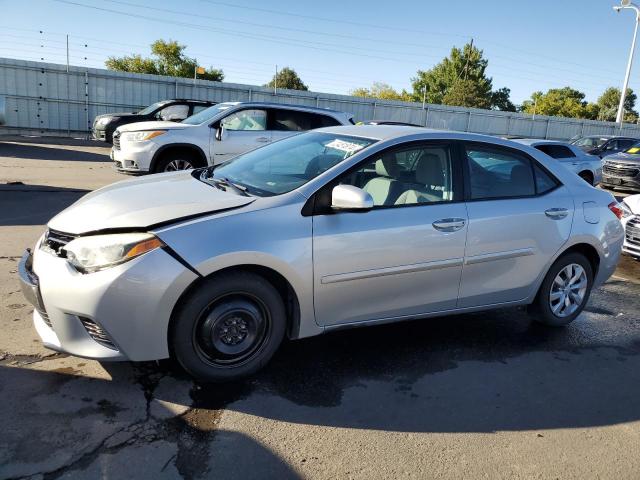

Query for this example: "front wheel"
[530,252,593,326]
[170,272,286,382]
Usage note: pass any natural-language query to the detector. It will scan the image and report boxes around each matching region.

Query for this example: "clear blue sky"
[0,0,636,105]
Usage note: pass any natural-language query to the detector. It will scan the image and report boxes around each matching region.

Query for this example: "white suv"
[111,102,354,174]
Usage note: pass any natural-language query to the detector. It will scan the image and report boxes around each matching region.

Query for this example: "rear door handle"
[545,208,569,220]
[432,218,466,232]
[256,137,270,143]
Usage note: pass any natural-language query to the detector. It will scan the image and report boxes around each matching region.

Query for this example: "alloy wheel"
[164,159,194,171]
[548,263,588,318]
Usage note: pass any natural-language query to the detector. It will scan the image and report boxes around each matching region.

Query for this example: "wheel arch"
[168,264,303,354]
[150,143,208,172]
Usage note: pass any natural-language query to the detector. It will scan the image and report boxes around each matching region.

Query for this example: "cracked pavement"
[1,137,640,479]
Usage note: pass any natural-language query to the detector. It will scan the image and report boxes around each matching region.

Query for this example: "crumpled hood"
[48,172,255,235]
[623,194,640,214]
[116,121,194,133]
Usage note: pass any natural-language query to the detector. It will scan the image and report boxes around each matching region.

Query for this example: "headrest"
[375,154,398,177]
[415,153,444,184]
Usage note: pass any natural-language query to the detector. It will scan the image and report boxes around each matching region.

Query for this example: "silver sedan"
[19,126,624,381]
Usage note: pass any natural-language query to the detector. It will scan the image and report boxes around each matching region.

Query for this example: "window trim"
[305,140,465,216]
[461,141,562,203]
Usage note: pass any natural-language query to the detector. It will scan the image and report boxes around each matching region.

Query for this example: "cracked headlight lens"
[63,233,164,273]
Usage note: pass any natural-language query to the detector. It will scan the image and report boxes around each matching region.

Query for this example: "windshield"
[182,104,233,125]
[138,101,169,115]
[205,132,377,196]
[573,137,607,148]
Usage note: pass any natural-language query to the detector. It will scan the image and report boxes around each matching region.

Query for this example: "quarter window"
[338,145,454,207]
[221,109,267,131]
[466,146,536,199]
[271,109,340,131]
[533,164,558,194]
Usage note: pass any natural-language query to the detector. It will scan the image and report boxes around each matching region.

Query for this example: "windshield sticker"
[627,147,640,154]
[325,139,367,154]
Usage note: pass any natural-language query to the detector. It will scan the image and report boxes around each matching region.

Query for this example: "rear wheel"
[530,252,593,326]
[154,151,201,173]
[170,272,286,382]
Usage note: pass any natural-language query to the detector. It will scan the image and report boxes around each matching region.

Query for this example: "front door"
[312,142,468,327]
[457,142,574,308]
[211,109,271,164]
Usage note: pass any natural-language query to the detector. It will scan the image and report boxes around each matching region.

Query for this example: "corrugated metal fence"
[2,56,640,140]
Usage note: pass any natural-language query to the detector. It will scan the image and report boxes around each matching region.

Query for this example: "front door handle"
[545,208,569,220]
[432,218,466,232]
[256,137,270,143]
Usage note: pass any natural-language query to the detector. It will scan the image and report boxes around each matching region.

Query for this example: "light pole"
[614,0,640,125]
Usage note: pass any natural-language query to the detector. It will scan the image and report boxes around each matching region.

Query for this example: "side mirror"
[331,185,374,211]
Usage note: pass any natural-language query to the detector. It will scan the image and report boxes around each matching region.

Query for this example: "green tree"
[521,87,598,120]
[411,41,494,108]
[350,82,411,101]
[105,39,224,81]
[596,87,637,123]
[490,87,516,112]
[265,67,308,91]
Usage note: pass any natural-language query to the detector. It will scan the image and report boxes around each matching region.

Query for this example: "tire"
[578,171,594,185]
[170,272,286,382]
[154,152,200,173]
[530,252,593,327]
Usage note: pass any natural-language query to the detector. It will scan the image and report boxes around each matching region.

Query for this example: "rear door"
[212,108,271,163]
[458,142,574,308]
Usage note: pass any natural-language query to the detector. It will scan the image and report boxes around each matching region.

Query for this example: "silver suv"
[111,102,354,174]
[20,126,624,382]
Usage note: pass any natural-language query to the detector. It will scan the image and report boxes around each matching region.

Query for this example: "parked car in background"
[620,195,640,259]
[570,135,637,159]
[20,126,623,381]
[512,139,602,185]
[111,102,354,174]
[92,99,215,143]
[600,142,640,191]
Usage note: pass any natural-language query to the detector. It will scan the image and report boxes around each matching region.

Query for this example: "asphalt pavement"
[1,136,639,480]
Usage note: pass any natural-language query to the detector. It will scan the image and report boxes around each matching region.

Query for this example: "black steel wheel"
[171,271,286,382]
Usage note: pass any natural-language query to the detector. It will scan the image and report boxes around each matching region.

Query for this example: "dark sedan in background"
[92,99,215,143]
[570,135,637,159]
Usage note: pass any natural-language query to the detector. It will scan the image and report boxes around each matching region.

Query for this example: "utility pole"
[422,85,426,109]
[66,34,69,73]
[274,65,278,95]
[614,1,640,126]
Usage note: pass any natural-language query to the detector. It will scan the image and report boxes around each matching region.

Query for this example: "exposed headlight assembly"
[63,233,164,273]
[122,131,166,142]
[97,117,113,126]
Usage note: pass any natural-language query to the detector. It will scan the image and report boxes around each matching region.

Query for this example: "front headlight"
[63,233,164,273]
[122,130,166,142]
[97,117,113,126]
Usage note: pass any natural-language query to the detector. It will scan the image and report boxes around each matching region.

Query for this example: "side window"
[466,145,535,199]
[271,109,309,131]
[338,145,454,207]
[158,104,189,121]
[535,144,575,159]
[222,109,267,131]
[620,139,635,150]
[191,105,209,116]
[311,114,341,128]
[533,164,558,194]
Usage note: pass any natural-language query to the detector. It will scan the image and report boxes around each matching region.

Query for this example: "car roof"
[511,138,571,146]
[216,101,350,116]
[170,99,215,104]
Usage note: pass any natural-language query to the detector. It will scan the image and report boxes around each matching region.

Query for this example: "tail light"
[608,202,623,220]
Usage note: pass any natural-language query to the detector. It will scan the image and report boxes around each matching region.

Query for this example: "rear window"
[534,144,576,159]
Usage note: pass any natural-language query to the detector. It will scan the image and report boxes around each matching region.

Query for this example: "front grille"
[603,161,640,178]
[79,317,118,350]
[43,229,77,258]
[626,216,640,247]
[112,132,121,150]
